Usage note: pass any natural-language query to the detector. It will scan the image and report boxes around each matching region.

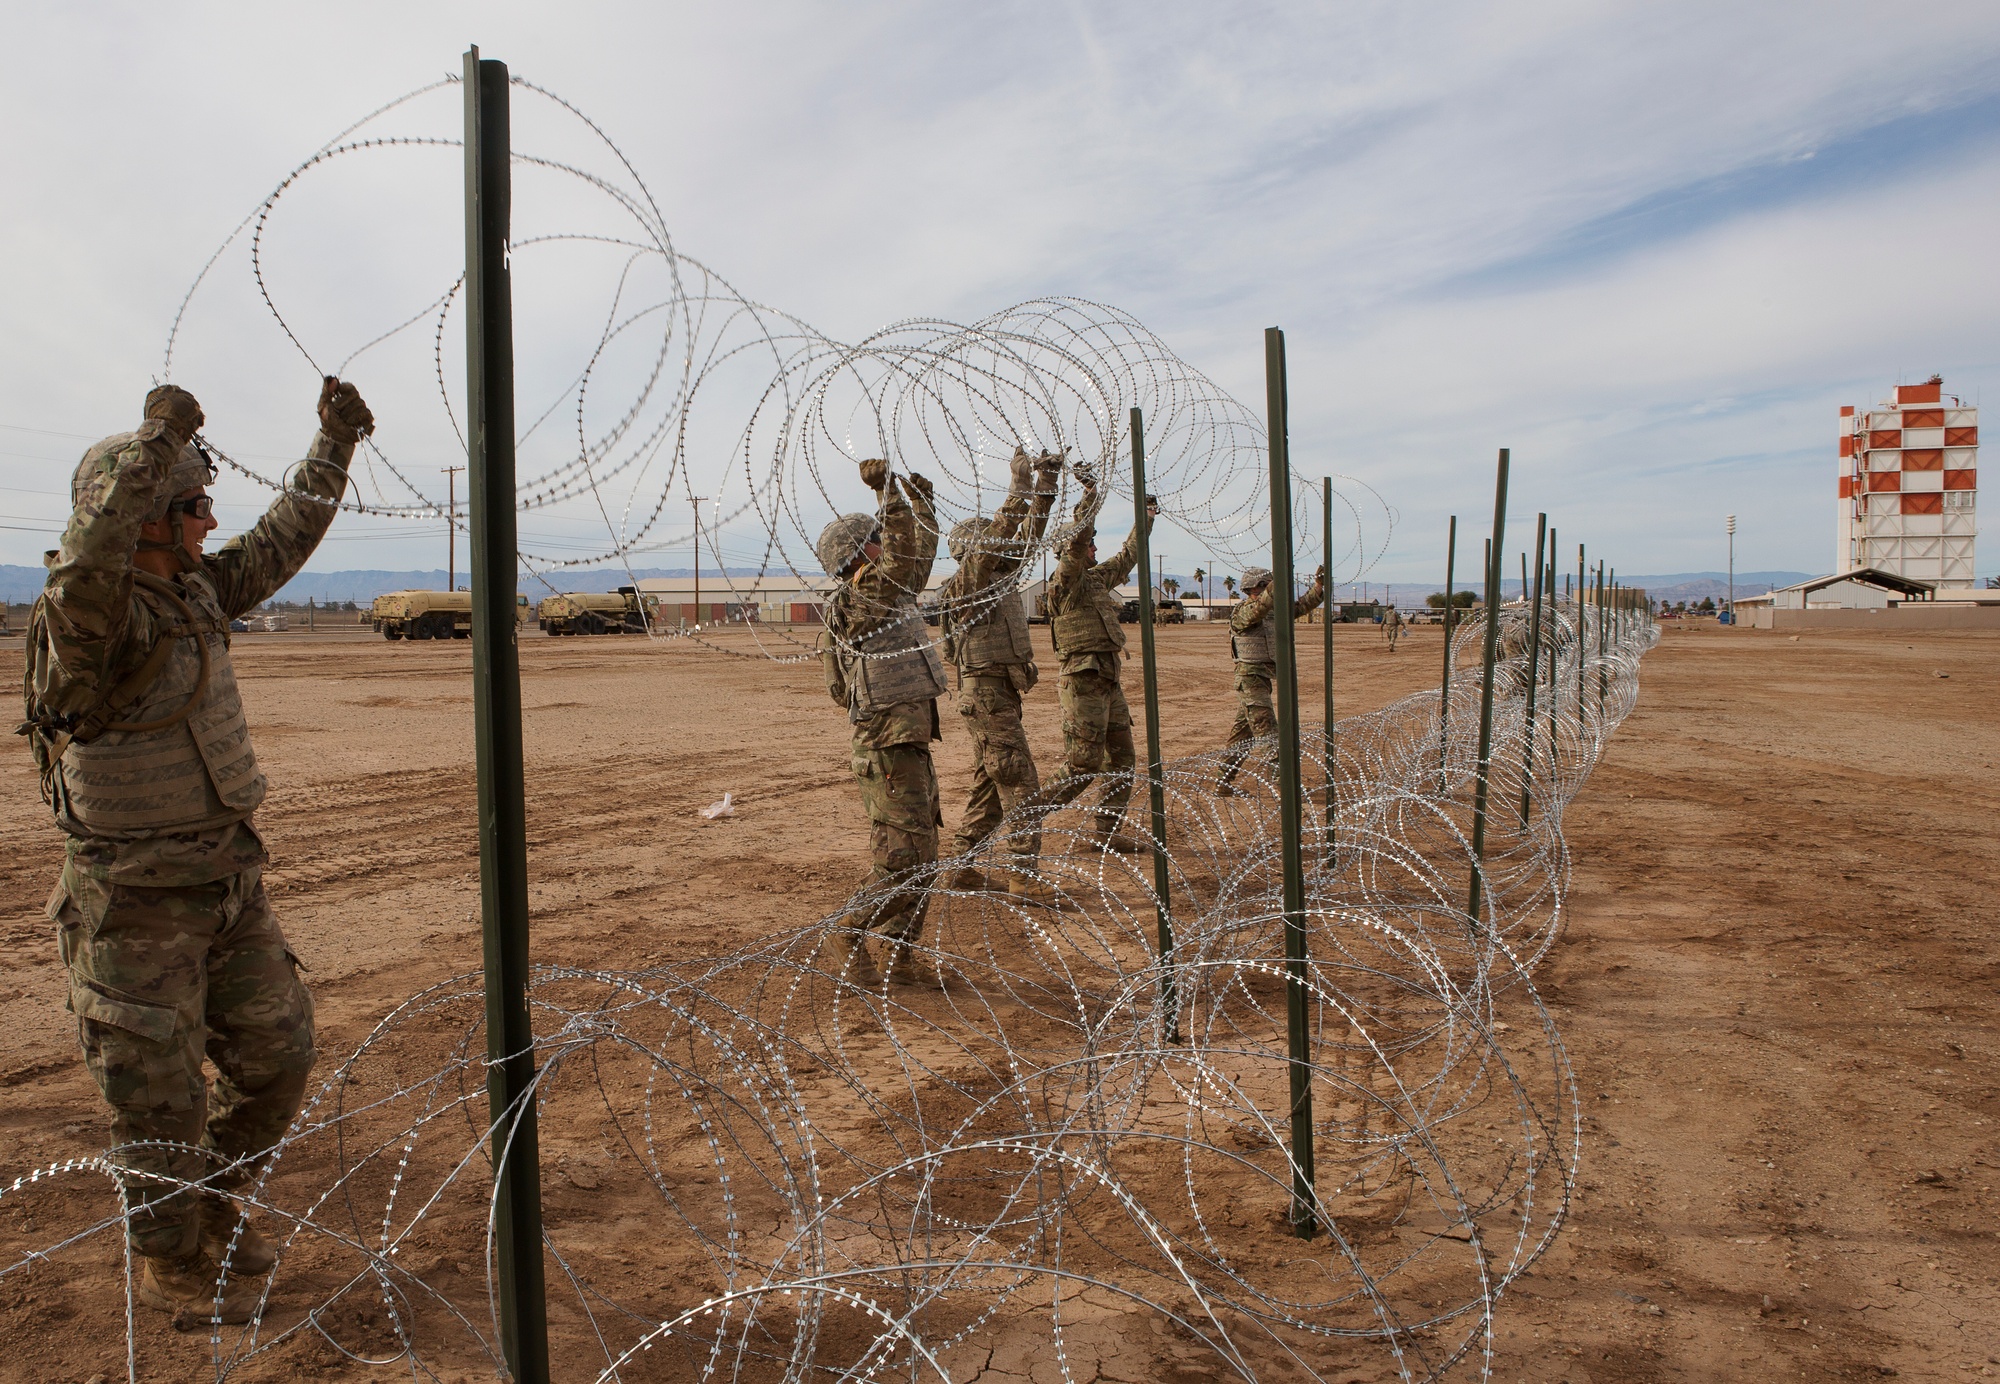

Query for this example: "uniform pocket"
[70,977,178,1045]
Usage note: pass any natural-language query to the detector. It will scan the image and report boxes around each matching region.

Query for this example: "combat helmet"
[71,437,216,521]
[816,512,878,580]
[1240,566,1274,592]
[948,517,991,562]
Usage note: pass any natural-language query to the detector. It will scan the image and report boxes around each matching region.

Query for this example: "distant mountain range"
[0,564,1831,608]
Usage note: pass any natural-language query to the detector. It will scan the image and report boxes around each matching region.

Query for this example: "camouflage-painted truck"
[371,590,529,640]
[537,587,660,635]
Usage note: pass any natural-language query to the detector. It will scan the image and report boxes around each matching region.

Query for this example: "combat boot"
[945,864,988,891]
[832,928,882,987]
[1214,779,1238,798]
[200,1203,278,1275]
[137,1248,262,1324]
[1005,866,1058,904]
[885,940,924,987]
[1092,818,1147,855]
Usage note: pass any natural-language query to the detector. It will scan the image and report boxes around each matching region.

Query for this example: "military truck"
[371,590,529,640]
[537,587,660,635]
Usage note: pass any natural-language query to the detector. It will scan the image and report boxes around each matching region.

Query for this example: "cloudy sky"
[3,2,1997,587]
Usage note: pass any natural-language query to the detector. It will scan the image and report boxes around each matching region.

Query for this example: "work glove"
[144,385,205,447]
[1010,446,1033,492]
[858,457,890,491]
[897,472,933,504]
[318,376,375,444]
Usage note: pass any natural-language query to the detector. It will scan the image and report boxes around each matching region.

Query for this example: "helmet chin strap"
[136,510,200,574]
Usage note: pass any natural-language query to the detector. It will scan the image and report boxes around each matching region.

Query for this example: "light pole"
[442,465,465,591]
[690,496,708,629]
[1726,514,1736,625]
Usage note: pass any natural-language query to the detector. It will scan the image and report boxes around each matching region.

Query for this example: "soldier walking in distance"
[816,456,946,986]
[1383,603,1403,652]
[22,378,374,1324]
[1037,478,1156,852]
[1216,562,1326,796]
[938,446,1062,899]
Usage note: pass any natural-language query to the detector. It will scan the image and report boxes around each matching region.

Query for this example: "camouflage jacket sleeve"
[1231,583,1276,634]
[1091,512,1150,587]
[1295,574,1326,618]
[876,477,937,595]
[817,605,849,706]
[36,422,186,717]
[205,431,354,618]
[1046,536,1086,613]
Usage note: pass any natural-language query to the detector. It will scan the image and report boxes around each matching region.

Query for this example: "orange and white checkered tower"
[1837,378,1977,586]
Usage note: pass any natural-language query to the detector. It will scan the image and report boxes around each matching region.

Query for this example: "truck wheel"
[410,619,432,640]
[384,627,402,641]
[576,612,600,635]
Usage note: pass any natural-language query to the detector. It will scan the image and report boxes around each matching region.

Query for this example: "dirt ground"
[0,619,1993,1382]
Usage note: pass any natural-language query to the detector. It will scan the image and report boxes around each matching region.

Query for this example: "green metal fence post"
[1465,450,1511,933]
[1518,514,1546,823]
[1438,516,1457,794]
[463,47,551,1384]
[1129,406,1178,1045]
[1322,479,1336,857]
[1264,327,1317,1239]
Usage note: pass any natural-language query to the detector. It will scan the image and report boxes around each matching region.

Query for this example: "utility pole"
[690,496,709,629]
[442,465,465,591]
[1726,514,1736,626]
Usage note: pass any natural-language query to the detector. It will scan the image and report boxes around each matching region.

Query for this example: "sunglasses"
[170,495,216,521]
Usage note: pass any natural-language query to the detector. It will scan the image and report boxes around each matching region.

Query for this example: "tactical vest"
[1050,572,1126,659]
[42,574,266,836]
[836,603,948,722]
[1231,616,1275,666]
[949,587,1033,669]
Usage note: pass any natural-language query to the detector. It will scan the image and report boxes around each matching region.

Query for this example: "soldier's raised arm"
[1230,579,1277,633]
[884,470,938,592]
[1021,449,1063,548]
[1295,563,1328,619]
[1092,496,1156,586]
[42,387,206,680]
[207,378,372,618]
[987,446,1045,544]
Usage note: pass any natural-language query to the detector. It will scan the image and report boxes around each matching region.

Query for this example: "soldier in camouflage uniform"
[22,378,374,1323]
[817,456,945,986]
[936,446,1061,898]
[1036,481,1156,852]
[1215,562,1327,796]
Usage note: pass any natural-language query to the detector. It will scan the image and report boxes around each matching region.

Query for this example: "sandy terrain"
[0,619,1993,1382]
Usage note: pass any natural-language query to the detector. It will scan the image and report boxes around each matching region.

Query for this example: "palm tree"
[1191,566,1206,604]
[1162,577,1180,598]
[1223,575,1237,601]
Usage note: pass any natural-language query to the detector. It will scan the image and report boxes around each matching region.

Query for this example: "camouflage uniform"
[24,413,354,1258]
[1037,512,1151,835]
[1217,569,1326,792]
[937,454,1057,861]
[1383,604,1403,651]
[818,472,945,942]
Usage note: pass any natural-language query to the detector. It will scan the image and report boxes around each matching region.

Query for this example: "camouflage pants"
[1040,670,1135,822]
[1219,665,1276,786]
[847,742,941,942]
[951,674,1041,858]
[51,866,315,1258]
